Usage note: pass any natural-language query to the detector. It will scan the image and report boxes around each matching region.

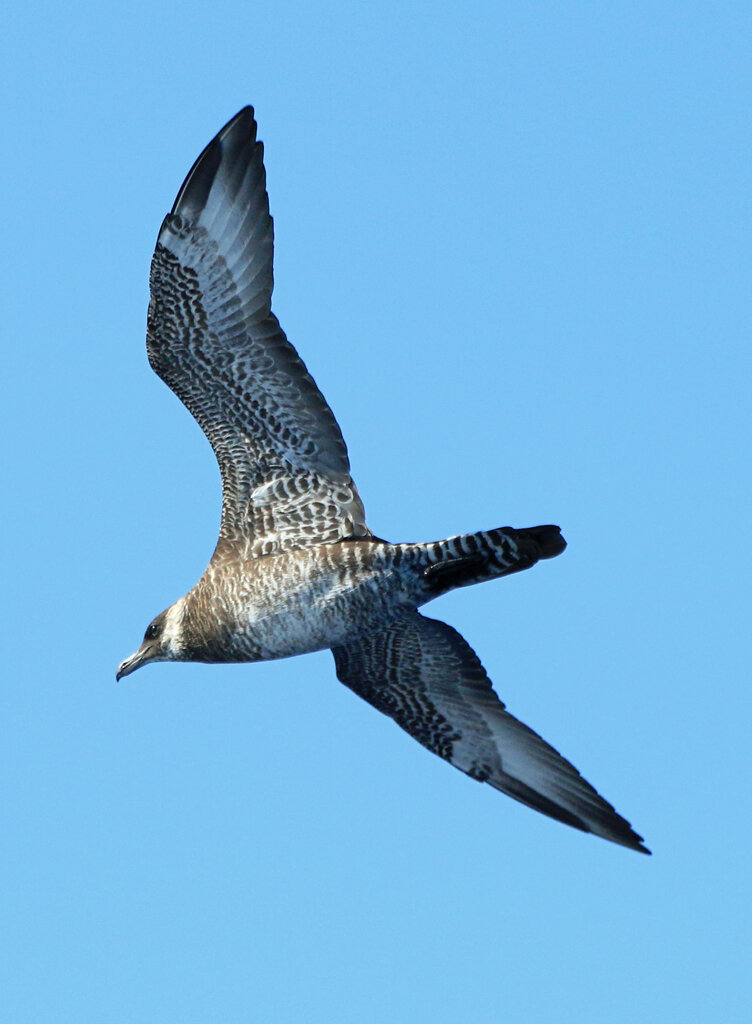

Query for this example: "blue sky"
[2,2,749,1021]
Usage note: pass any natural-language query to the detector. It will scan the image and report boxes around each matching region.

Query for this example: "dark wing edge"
[146,107,371,553]
[333,613,650,854]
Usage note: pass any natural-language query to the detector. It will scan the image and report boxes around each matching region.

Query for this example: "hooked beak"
[116,645,155,681]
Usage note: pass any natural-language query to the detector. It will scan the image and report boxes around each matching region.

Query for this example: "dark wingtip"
[497,773,648,853]
[612,829,651,855]
[170,106,258,221]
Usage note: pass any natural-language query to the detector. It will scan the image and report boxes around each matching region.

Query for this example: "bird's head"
[116,599,187,680]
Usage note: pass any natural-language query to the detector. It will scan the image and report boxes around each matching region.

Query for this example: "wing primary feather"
[170,106,255,222]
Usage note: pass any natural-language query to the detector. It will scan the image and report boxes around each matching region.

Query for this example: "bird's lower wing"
[332,612,648,853]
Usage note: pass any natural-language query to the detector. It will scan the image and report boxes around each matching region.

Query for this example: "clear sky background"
[2,2,749,1021]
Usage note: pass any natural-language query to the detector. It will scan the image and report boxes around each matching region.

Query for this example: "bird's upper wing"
[146,107,371,556]
[333,613,649,853]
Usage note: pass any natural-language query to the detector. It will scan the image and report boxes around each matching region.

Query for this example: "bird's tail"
[418,525,566,594]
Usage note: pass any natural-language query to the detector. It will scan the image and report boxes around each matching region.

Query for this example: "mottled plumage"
[118,107,649,854]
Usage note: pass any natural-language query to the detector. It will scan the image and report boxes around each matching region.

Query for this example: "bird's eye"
[145,623,160,641]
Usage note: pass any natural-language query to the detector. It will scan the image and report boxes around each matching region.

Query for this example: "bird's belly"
[237,550,411,660]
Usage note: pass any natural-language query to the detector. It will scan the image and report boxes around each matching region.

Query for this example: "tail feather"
[517,524,567,560]
[421,524,565,594]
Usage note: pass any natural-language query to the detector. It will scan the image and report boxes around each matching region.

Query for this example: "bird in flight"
[118,107,648,854]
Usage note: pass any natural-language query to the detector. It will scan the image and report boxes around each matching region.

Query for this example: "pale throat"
[161,597,188,655]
